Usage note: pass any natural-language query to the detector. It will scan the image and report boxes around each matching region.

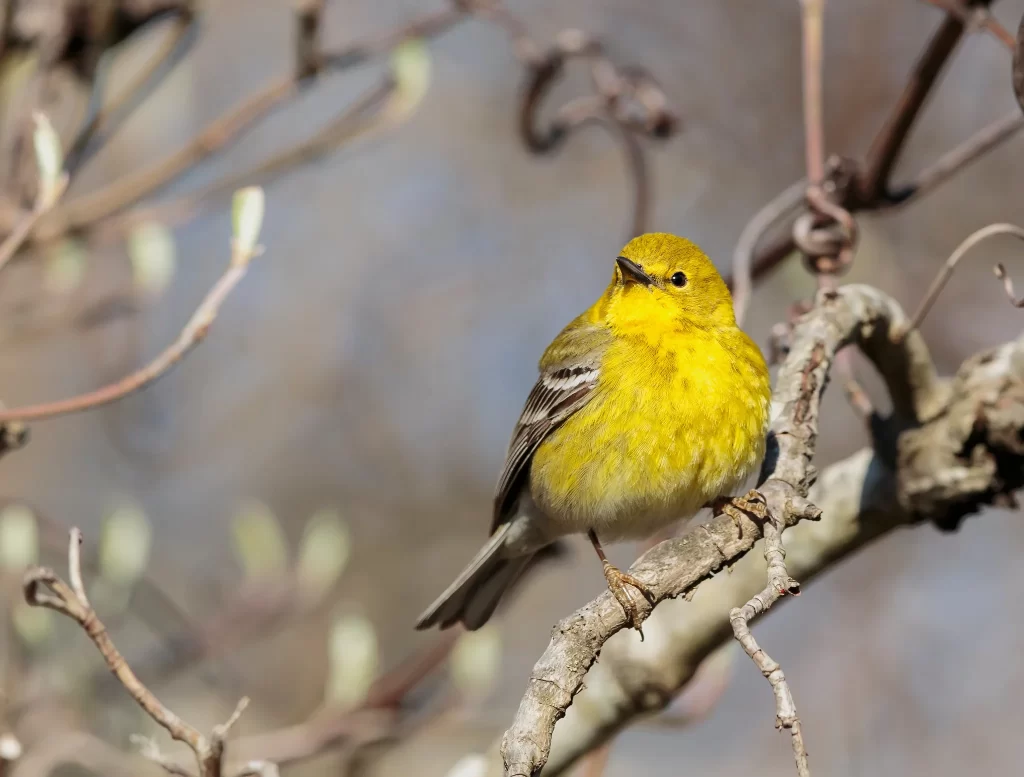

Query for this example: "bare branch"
[0,173,67,273]
[886,111,1024,205]
[64,14,198,175]
[856,9,970,204]
[506,23,675,239]
[67,527,89,607]
[495,307,1024,777]
[294,0,326,77]
[922,0,1014,49]
[0,205,263,423]
[798,0,826,186]
[4,6,465,245]
[23,530,258,777]
[92,77,397,245]
[232,631,458,766]
[894,222,1024,342]
[24,533,206,754]
[1015,8,1024,115]
[728,516,809,777]
[499,285,945,777]
[994,262,1024,306]
[731,179,806,325]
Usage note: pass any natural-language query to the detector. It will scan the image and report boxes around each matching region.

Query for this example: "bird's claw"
[602,561,656,638]
[710,489,769,537]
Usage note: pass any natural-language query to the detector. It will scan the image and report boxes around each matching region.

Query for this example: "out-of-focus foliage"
[231,500,289,579]
[31,112,63,203]
[296,507,351,599]
[99,503,153,585]
[389,39,433,119]
[450,625,502,701]
[0,503,37,570]
[232,186,266,259]
[44,238,87,294]
[128,221,177,296]
[326,612,379,708]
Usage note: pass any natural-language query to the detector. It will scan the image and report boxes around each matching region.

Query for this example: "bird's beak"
[616,256,653,287]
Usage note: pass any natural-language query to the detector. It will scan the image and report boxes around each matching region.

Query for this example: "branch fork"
[728,516,809,777]
[23,529,261,777]
[499,284,945,777]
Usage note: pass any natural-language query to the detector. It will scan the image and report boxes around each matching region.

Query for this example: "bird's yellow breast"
[529,325,771,541]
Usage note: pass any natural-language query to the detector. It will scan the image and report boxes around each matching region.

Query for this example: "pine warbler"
[416,233,772,632]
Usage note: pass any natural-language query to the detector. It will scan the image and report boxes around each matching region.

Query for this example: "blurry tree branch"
[895,222,1024,341]
[23,529,254,777]
[0,4,463,246]
[730,0,1024,319]
[504,22,677,238]
[0,187,264,422]
[62,12,198,176]
[0,1,195,75]
[91,74,400,244]
[4,3,1024,777]
[0,1,678,255]
[0,113,68,273]
[231,631,459,768]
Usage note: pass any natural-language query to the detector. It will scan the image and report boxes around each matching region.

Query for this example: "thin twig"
[64,14,198,175]
[53,81,295,231]
[886,111,1024,205]
[0,174,68,273]
[856,10,968,203]
[842,370,876,419]
[9,6,465,243]
[742,8,1020,288]
[501,19,675,239]
[731,179,807,325]
[232,631,459,765]
[798,0,826,186]
[577,743,611,777]
[23,530,256,777]
[92,78,397,244]
[994,262,1024,306]
[67,527,90,606]
[600,118,648,239]
[295,0,326,77]
[0,224,262,422]
[921,0,1015,50]
[729,515,808,777]
[24,530,206,752]
[894,222,1024,341]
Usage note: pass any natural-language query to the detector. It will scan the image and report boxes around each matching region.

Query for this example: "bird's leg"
[588,530,656,635]
[709,489,769,537]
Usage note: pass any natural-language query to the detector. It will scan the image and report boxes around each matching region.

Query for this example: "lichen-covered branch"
[492,296,1024,776]
[499,285,946,777]
[728,515,809,777]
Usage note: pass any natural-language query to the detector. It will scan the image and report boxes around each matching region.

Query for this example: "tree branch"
[22,529,255,777]
[1,6,466,245]
[0,191,263,423]
[490,289,1024,776]
[499,284,947,777]
[855,7,973,203]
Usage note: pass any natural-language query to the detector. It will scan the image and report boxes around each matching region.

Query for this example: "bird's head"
[600,233,736,333]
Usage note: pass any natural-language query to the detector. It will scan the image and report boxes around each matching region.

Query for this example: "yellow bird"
[416,233,772,631]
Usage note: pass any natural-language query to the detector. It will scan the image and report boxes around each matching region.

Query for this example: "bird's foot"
[710,489,769,537]
[602,560,657,638]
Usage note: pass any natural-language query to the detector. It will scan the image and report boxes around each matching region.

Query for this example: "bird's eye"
[670,271,687,288]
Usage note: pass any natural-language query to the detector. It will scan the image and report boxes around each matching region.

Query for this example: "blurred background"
[1,1,1023,775]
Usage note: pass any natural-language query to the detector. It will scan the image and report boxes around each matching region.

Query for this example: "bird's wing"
[491,316,611,532]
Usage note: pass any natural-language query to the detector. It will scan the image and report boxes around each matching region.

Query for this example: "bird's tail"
[415,524,533,631]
